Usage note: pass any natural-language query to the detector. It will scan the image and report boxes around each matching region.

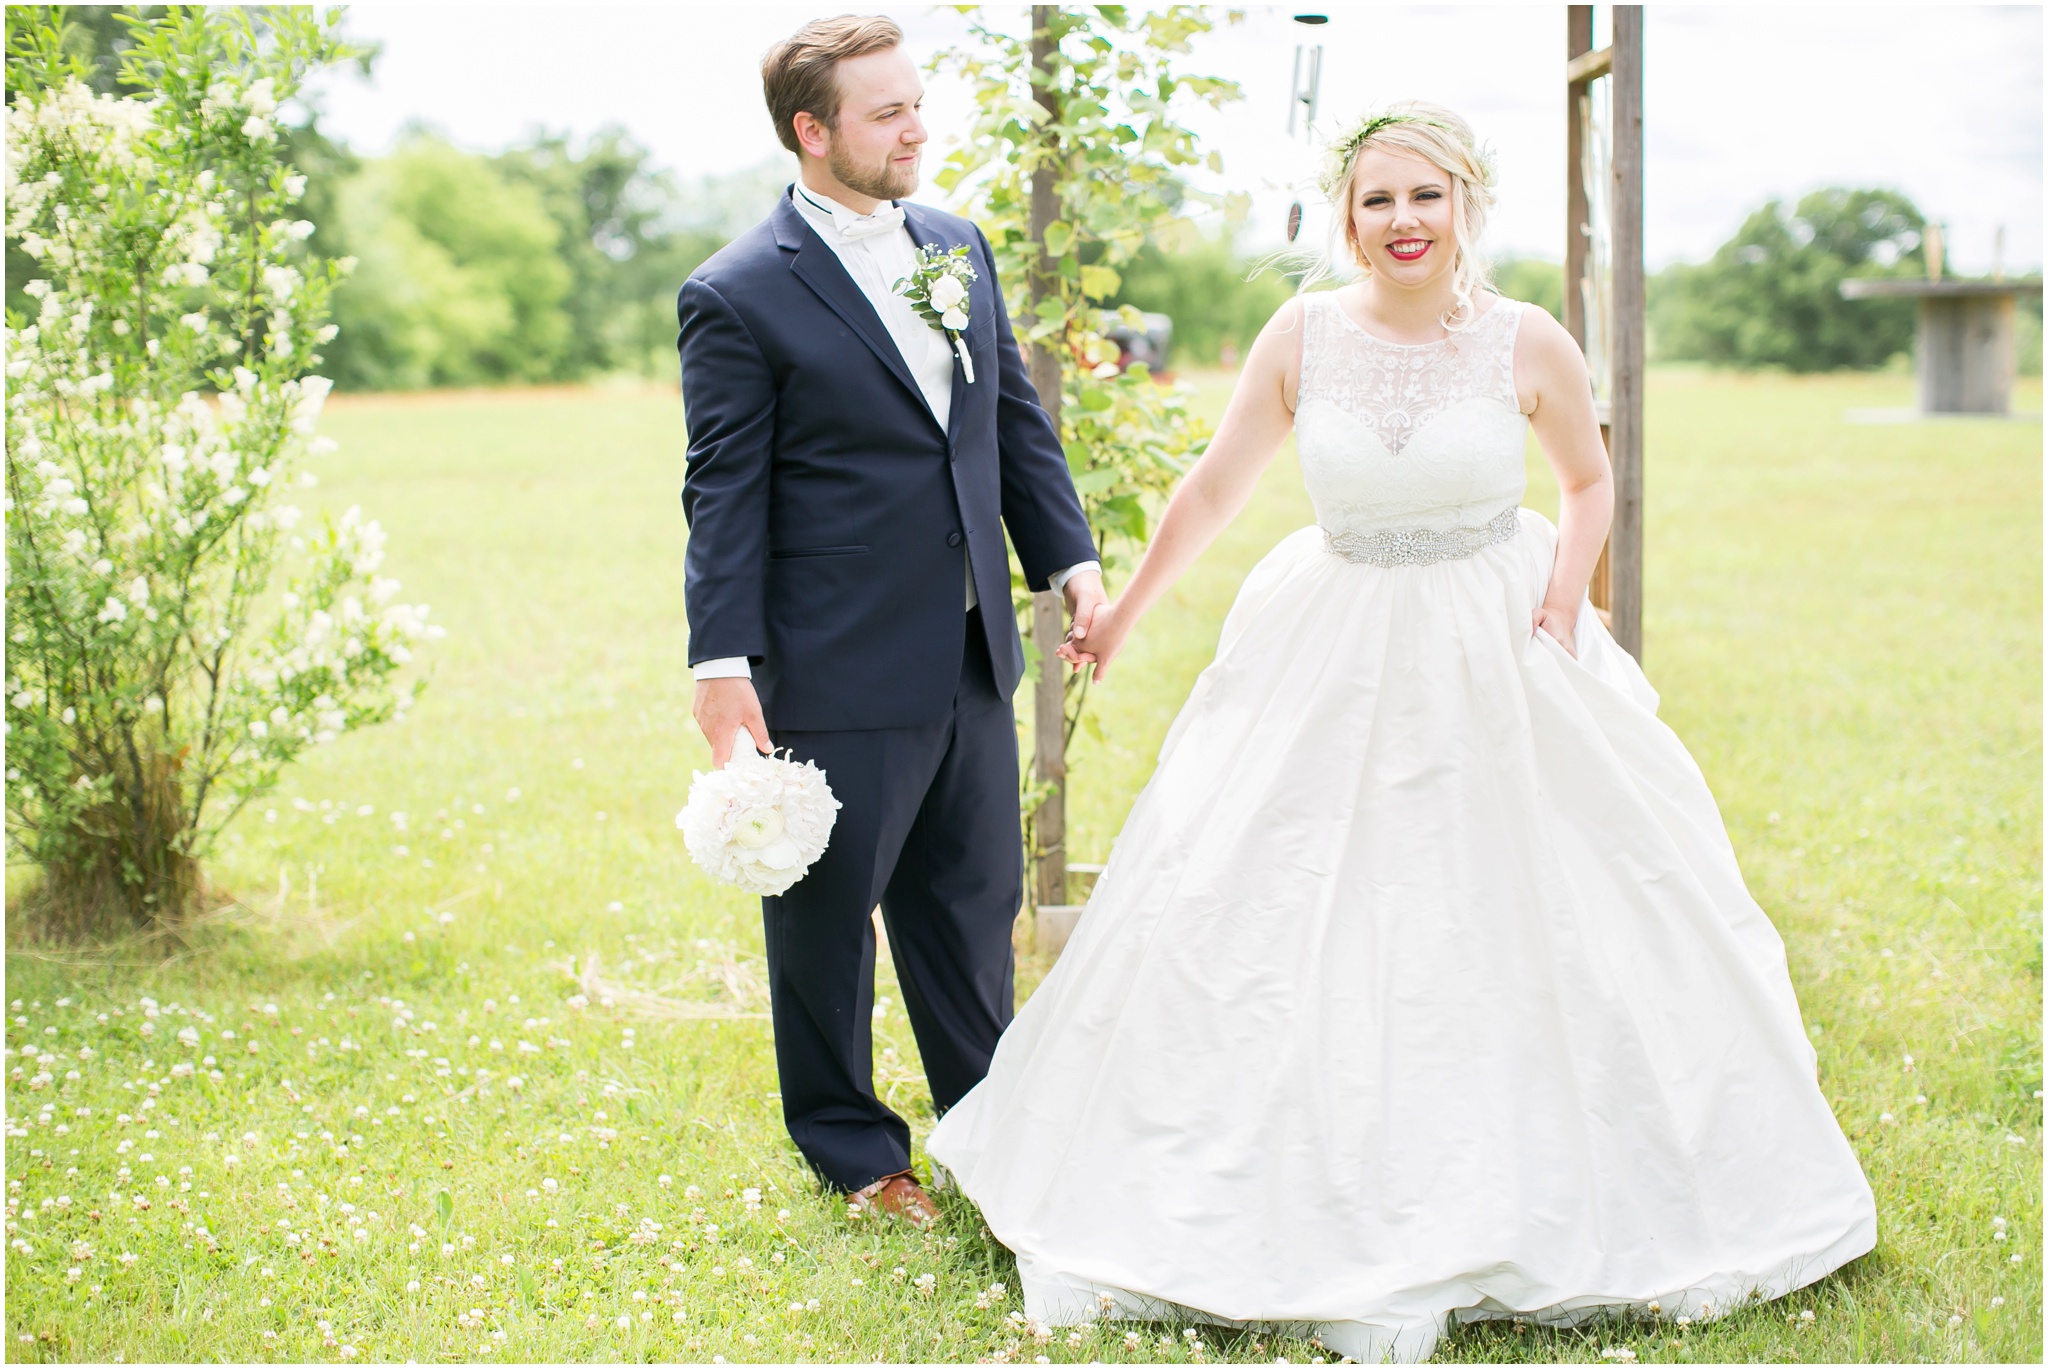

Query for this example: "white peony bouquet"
[677,733,841,896]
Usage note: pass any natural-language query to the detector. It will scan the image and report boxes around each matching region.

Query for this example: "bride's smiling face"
[1345,146,1458,287]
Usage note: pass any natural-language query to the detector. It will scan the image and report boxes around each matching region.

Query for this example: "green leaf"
[1079,264,1122,300]
[1042,220,1076,258]
[435,1187,453,1230]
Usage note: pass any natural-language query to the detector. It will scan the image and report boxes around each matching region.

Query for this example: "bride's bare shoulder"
[1245,294,1314,365]
[1244,295,1313,408]
[1260,293,1312,336]
[1505,298,1584,367]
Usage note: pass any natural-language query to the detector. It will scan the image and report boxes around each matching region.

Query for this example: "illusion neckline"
[1323,292,1513,350]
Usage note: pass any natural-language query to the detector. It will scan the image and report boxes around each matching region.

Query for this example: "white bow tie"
[797,186,904,241]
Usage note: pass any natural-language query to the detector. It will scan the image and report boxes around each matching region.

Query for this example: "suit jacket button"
[947,531,964,547]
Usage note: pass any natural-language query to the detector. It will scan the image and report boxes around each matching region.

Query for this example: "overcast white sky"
[308,2,2043,272]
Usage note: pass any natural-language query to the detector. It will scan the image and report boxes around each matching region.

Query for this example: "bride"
[924,103,1876,1362]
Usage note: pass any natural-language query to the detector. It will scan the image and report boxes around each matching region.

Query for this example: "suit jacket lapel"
[904,206,971,446]
[774,194,938,431]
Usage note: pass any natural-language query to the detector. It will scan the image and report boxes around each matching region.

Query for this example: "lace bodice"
[1294,292,1529,542]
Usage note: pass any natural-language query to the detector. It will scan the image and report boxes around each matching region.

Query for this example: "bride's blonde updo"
[1315,101,1497,328]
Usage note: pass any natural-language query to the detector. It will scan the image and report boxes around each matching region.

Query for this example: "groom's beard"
[827,138,919,203]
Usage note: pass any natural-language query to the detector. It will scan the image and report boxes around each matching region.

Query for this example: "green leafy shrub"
[3,7,439,937]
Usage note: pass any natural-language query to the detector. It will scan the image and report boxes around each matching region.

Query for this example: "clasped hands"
[694,572,1118,768]
[1055,569,1133,682]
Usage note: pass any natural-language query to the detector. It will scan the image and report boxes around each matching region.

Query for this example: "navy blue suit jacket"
[678,192,1097,731]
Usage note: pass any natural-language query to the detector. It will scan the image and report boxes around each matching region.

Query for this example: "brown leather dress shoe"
[847,1170,939,1229]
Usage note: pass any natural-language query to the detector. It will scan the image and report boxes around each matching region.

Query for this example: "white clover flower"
[678,737,840,896]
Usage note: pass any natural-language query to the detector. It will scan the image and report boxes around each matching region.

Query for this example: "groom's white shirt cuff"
[692,656,754,680]
[692,560,1101,682]
[1049,561,1101,596]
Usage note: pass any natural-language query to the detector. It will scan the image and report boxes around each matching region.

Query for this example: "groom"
[677,15,1103,1223]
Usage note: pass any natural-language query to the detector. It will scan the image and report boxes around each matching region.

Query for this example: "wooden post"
[1563,6,1612,622]
[1027,5,1067,911]
[1563,6,1593,350]
[1608,7,1646,662]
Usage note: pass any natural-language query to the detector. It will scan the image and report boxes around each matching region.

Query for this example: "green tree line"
[9,10,2033,387]
[1484,191,2040,375]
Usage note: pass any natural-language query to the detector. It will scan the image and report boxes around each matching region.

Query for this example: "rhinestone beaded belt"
[1324,505,1522,568]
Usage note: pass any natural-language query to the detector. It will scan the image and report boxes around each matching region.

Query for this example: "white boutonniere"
[895,244,978,384]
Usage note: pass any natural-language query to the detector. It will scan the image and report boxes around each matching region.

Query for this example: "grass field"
[4,367,2040,1364]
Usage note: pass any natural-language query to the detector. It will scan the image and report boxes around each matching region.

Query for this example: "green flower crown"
[1318,111,1494,201]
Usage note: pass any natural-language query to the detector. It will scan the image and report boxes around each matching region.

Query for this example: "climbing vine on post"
[933,5,1244,915]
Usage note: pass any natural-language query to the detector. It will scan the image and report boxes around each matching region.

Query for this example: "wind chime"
[1284,13,1327,243]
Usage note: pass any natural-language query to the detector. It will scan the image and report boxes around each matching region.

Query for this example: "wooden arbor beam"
[1610,6,1645,662]
[1565,5,1645,661]
[1564,8,1594,349]
[1563,8,1606,620]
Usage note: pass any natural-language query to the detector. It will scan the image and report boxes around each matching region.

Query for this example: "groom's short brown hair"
[761,15,905,155]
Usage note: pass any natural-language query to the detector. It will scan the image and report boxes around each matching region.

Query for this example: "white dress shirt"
[693,182,1099,682]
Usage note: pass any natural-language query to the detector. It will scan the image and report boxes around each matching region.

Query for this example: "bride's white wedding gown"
[926,293,1876,1362]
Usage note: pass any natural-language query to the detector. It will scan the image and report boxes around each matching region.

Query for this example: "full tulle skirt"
[926,510,1876,1363]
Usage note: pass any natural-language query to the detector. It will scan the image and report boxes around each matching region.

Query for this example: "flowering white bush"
[676,737,840,897]
[3,11,437,931]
